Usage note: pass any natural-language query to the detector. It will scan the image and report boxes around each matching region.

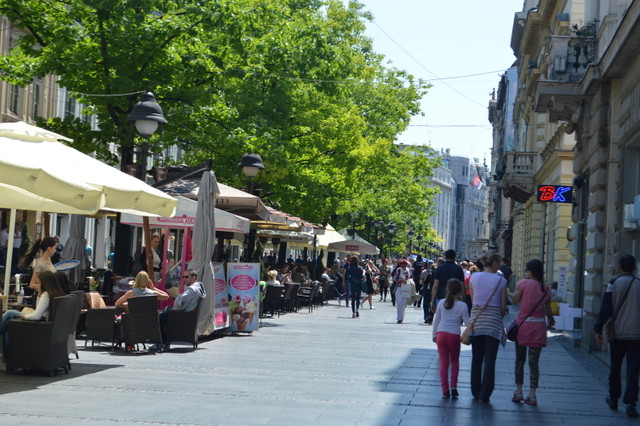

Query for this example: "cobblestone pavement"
[0,299,632,425]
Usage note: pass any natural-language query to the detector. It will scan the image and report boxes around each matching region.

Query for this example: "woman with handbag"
[509,259,553,405]
[469,252,508,403]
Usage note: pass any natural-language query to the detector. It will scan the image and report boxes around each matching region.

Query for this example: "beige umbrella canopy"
[0,121,177,217]
[0,121,177,296]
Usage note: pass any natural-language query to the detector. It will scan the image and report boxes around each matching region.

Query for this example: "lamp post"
[371,220,384,257]
[387,221,396,259]
[238,153,265,196]
[416,234,423,255]
[407,228,415,255]
[113,91,167,277]
[128,91,167,181]
[238,154,264,262]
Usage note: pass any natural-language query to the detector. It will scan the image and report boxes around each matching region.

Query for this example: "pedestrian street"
[0,299,631,425]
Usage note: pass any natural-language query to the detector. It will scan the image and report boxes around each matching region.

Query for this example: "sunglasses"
[182,275,190,278]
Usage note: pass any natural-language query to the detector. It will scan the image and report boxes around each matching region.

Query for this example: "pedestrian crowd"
[324,249,640,414]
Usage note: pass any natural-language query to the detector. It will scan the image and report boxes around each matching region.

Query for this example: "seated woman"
[115,270,169,310]
[265,270,282,287]
[0,271,66,360]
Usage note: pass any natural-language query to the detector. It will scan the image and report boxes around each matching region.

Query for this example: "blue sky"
[358,1,520,164]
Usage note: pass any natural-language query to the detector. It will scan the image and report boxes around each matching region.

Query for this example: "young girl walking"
[432,278,470,398]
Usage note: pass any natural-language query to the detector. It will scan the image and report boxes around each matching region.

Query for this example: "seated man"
[159,269,206,346]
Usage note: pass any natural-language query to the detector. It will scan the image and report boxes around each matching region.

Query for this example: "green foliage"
[0,0,441,248]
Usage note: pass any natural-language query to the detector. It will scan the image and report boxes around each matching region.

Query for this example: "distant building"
[438,150,490,259]
[428,163,455,251]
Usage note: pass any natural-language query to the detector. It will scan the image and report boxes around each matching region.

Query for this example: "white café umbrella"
[188,171,220,335]
[0,122,177,297]
[327,229,380,255]
[0,121,176,217]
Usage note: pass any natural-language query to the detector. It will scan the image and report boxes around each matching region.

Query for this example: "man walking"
[430,249,464,315]
[594,254,640,418]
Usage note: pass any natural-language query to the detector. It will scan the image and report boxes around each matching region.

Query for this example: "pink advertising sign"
[212,263,230,330]
[227,263,261,332]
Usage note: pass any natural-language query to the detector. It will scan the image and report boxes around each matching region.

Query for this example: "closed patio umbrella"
[188,171,220,335]
[60,215,88,287]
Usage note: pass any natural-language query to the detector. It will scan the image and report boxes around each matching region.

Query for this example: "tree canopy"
[0,0,441,253]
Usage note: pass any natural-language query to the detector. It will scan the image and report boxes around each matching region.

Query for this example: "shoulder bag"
[461,276,503,345]
[605,277,636,343]
[506,285,549,342]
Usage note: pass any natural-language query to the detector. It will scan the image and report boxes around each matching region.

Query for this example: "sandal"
[524,395,537,405]
[511,391,523,403]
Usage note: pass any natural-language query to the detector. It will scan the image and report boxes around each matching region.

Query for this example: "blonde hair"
[267,270,278,280]
[134,270,151,289]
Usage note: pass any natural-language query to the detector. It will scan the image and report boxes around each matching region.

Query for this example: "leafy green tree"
[0,0,439,240]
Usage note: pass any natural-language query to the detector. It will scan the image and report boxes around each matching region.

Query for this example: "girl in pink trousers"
[432,278,470,398]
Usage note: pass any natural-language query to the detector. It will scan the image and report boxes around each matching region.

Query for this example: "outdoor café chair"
[84,291,122,349]
[262,285,285,317]
[121,295,162,352]
[165,298,203,351]
[7,295,76,376]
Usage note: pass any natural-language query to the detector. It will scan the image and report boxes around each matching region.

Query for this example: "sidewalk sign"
[227,263,260,332]
[213,262,230,330]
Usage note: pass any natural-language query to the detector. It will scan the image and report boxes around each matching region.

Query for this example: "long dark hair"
[444,278,463,310]
[23,236,56,268]
[525,259,545,291]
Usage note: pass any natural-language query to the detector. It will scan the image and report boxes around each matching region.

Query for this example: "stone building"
[493,0,639,349]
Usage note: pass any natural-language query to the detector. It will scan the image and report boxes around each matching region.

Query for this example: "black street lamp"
[114,91,167,276]
[127,91,167,181]
[238,154,265,261]
[407,228,415,255]
[387,221,396,259]
[416,235,423,255]
[238,153,265,195]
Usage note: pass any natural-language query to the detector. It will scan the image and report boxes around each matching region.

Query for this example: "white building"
[428,164,455,251]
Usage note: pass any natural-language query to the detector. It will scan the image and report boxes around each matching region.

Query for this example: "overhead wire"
[371,21,494,109]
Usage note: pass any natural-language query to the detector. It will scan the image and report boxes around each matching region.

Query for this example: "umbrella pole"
[2,209,17,310]
[143,217,155,281]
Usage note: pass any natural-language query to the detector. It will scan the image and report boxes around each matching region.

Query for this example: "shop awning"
[121,196,250,234]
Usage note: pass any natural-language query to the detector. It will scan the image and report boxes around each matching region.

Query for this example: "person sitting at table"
[55,271,73,294]
[266,270,282,287]
[24,236,57,294]
[158,269,206,346]
[114,270,169,310]
[0,271,66,360]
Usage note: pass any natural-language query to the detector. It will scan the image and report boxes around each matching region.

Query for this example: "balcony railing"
[504,151,536,176]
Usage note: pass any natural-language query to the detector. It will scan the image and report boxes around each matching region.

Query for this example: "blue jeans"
[1,310,22,359]
[471,335,500,401]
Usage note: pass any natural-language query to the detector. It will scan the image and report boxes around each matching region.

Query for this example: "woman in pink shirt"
[510,259,554,405]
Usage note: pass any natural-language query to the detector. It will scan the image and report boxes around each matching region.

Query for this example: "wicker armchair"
[165,298,203,351]
[84,292,122,349]
[6,295,76,376]
[121,296,162,351]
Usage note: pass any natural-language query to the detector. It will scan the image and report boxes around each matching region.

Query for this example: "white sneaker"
[370,306,375,309]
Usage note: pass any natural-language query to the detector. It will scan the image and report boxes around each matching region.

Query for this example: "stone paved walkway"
[0,298,632,425]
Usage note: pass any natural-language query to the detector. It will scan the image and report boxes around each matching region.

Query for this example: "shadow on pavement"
[0,362,121,395]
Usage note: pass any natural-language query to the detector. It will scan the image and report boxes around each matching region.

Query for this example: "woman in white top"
[432,278,470,398]
[115,270,169,310]
[1,271,66,359]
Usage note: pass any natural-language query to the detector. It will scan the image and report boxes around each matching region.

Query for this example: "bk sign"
[536,185,573,204]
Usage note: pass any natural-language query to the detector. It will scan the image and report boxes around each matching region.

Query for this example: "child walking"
[432,278,470,398]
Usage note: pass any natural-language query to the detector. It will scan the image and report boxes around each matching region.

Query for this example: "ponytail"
[444,278,463,310]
